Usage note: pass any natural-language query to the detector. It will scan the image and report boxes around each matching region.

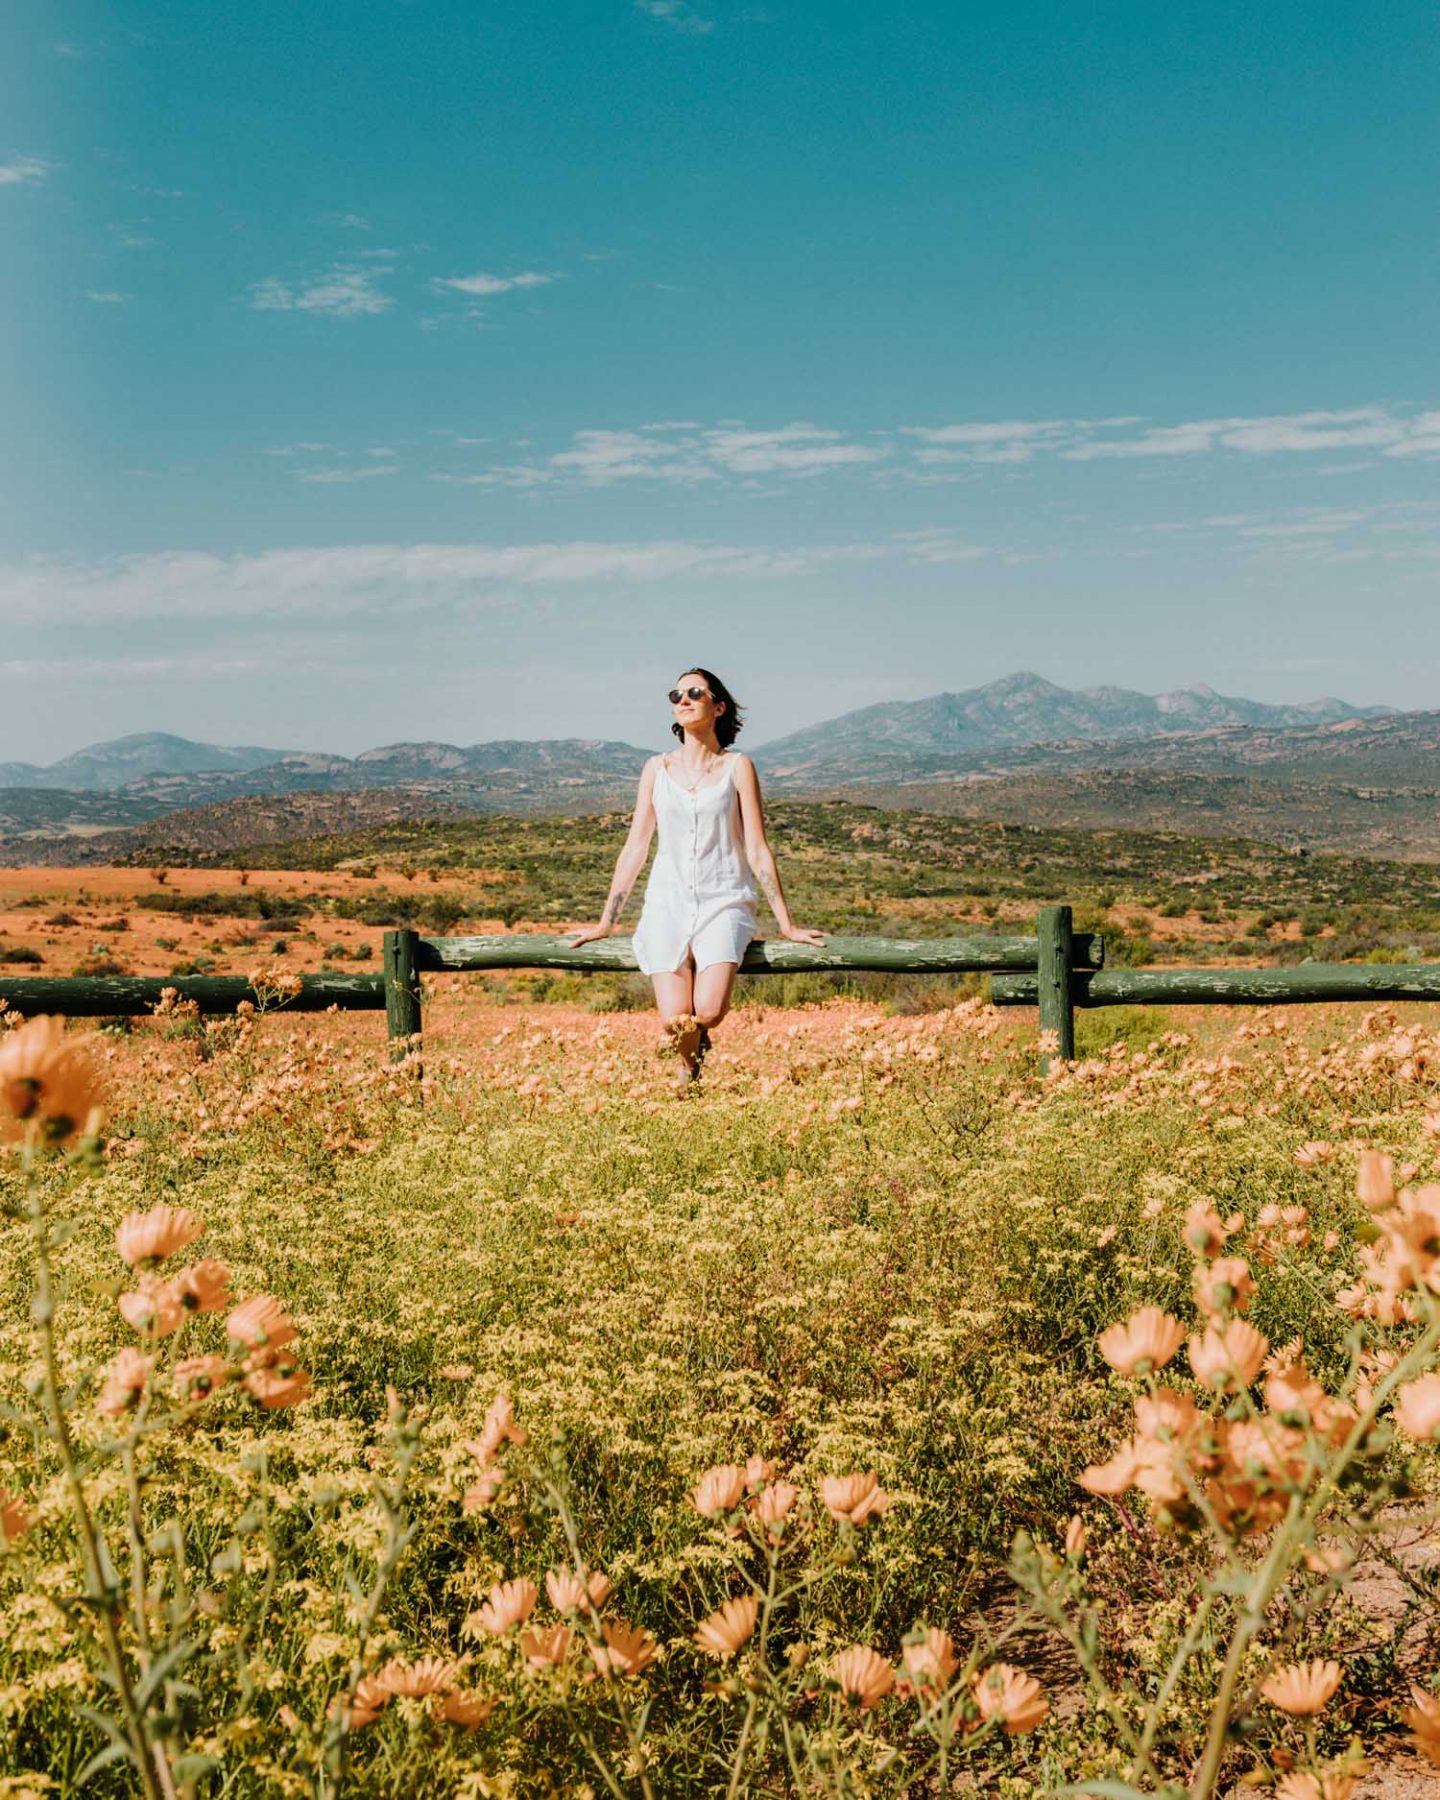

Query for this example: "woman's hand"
[781,925,826,947]
[568,922,614,948]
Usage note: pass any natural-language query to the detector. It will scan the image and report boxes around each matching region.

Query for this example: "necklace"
[669,750,722,793]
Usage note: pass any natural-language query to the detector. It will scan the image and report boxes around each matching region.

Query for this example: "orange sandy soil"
[0,866,515,980]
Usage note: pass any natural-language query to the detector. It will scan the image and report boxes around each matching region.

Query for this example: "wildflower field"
[6,979,1440,1797]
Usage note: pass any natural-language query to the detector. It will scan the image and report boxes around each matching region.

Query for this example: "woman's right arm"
[569,759,658,946]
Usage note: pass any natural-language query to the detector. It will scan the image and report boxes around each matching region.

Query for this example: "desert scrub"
[4,999,1440,1789]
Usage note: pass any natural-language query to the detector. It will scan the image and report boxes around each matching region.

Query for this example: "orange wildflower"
[1356,1150,1395,1211]
[118,1275,183,1340]
[376,1656,459,1698]
[1403,1684,1440,1768]
[694,1596,758,1659]
[1261,1658,1341,1715]
[1078,1441,1141,1497]
[752,1479,800,1537]
[1188,1319,1269,1390]
[1193,1255,1255,1319]
[899,1627,958,1694]
[243,1361,312,1409]
[174,1354,231,1401]
[830,1645,894,1709]
[1274,1772,1357,1800]
[744,1454,777,1490]
[0,1489,32,1545]
[1098,1306,1186,1376]
[474,1391,528,1462]
[588,1620,657,1678]
[972,1662,1048,1733]
[1063,1515,1087,1558]
[520,1623,573,1668]
[437,1690,494,1728]
[470,1578,537,1635]
[545,1566,610,1613]
[819,1471,891,1526]
[462,1465,504,1513]
[175,1258,231,1314]
[116,1203,202,1268]
[1394,1373,1440,1442]
[98,1347,154,1417]
[226,1295,297,1355]
[692,1464,747,1517]
[0,1016,103,1146]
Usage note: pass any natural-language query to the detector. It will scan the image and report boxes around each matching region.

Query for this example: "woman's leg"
[651,966,696,1028]
[692,961,740,1032]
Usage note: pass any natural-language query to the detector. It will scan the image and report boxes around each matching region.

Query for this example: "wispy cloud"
[249,265,393,318]
[82,290,130,305]
[635,0,715,33]
[0,533,979,625]
[0,654,265,681]
[450,422,888,488]
[0,155,54,187]
[319,211,372,231]
[898,406,1440,466]
[296,465,397,485]
[433,270,559,296]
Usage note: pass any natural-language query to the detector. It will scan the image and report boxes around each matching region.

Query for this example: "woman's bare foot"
[657,1013,703,1077]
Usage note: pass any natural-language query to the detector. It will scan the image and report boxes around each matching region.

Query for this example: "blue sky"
[3,0,1438,762]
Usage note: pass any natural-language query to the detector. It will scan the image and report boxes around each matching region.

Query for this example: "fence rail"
[0,974,386,1016]
[992,962,1440,1008]
[3,904,1440,1074]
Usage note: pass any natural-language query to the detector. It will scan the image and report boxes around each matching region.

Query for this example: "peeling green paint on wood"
[416,931,1105,975]
[991,964,1440,1008]
[0,975,386,1016]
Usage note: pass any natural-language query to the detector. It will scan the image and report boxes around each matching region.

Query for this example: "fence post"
[383,929,423,1067]
[1036,905,1075,1072]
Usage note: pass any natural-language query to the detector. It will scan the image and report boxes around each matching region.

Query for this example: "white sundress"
[631,752,760,976]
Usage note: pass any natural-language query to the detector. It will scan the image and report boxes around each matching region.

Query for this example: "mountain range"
[0,675,1393,793]
[0,673,1434,864]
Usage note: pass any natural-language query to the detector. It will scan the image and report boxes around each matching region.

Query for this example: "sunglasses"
[667,686,712,704]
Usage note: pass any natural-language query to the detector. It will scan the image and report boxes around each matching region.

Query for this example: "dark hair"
[671,667,745,748]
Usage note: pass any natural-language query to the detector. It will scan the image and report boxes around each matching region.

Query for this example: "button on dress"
[631,753,760,976]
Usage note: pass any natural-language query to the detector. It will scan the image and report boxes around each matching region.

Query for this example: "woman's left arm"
[733,755,825,946]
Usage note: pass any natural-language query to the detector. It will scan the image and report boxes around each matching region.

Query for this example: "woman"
[570,668,824,1084]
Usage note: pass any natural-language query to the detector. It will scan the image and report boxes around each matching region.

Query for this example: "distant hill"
[0,732,299,790]
[752,671,1393,777]
[2,679,1436,865]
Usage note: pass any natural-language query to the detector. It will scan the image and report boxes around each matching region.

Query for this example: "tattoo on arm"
[758,867,784,919]
[602,886,632,927]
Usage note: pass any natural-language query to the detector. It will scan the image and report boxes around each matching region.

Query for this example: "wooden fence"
[4,904,1440,1072]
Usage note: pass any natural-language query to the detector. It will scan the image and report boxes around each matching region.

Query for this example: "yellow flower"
[1260,1658,1341,1716]
[694,1596,758,1659]
[1098,1306,1186,1376]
